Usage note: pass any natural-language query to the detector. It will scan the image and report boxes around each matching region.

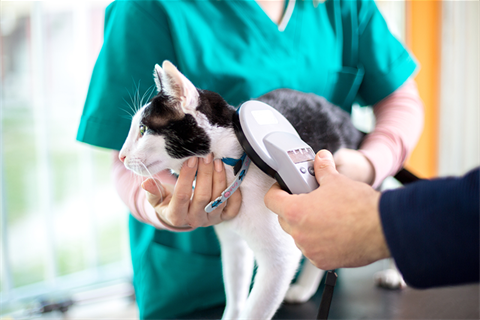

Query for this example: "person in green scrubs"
[77,1,419,318]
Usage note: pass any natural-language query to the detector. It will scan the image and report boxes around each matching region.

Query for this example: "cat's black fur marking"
[162,114,211,159]
[197,89,236,128]
[142,93,182,127]
[142,95,211,159]
[257,89,364,153]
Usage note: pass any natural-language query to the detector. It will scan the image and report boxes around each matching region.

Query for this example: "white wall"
[438,1,480,176]
[378,1,480,177]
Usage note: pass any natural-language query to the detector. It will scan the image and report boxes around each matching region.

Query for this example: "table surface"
[179,260,479,320]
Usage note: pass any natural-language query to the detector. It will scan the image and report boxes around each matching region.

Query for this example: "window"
[1,2,132,315]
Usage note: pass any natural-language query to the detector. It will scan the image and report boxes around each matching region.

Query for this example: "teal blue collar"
[205,153,251,213]
[222,157,241,166]
[222,153,247,175]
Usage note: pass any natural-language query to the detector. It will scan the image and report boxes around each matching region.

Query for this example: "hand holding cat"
[142,153,242,230]
[264,150,391,270]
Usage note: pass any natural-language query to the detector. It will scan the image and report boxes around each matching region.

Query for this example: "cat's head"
[119,61,215,176]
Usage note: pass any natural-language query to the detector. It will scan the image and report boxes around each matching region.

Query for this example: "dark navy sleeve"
[379,168,479,288]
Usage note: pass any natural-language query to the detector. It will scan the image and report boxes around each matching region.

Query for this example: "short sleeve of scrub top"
[76,1,418,318]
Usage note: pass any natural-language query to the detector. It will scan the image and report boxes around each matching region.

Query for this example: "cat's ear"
[153,61,199,115]
[153,64,165,94]
[162,61,199,114]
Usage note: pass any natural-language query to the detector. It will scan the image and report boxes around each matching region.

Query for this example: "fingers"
[221,188,242,221]
[166,156,198,226]
[277,215,292,235]
[199,156,241,225]
[314,149,339,185]
[212,158,227,203]
[169,153,230,228]
[205,158,230,225]
[264,182,290,217]
[149,153,242,229]
[189,154,215,226]
[264,182,296,235]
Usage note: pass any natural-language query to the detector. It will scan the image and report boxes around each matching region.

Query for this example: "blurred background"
[0,1,479,319]
[1,1,133,318]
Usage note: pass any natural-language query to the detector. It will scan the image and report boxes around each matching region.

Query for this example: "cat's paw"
[374,268,407,290]
[284,284,316,304]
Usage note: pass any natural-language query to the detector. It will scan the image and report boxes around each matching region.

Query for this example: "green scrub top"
[77,0,417,318]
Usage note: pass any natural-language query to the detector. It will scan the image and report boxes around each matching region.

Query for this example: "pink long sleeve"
[112,153,192,231]
[359,79,424,188]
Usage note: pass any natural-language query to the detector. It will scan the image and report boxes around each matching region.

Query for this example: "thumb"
[141,178,165,207]
[314,149,339,185]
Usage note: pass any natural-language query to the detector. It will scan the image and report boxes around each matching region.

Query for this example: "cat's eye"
[139,125,147,136]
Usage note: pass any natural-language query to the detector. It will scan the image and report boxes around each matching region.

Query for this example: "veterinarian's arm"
[334,79,424,188]
[113,151,242,230]
[378,167,479,288]
[265,150,390,270]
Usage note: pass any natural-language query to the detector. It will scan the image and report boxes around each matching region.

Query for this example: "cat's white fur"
[120,61,324,319]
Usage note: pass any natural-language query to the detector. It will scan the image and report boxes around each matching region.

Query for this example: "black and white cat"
[119,61,363,319]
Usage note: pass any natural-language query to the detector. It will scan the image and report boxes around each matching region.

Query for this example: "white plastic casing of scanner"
[234,100,319,194]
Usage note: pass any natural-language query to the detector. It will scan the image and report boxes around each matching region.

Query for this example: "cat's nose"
[119,154,126,162]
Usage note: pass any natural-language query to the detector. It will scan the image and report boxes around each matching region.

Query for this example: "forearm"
[359,79,424,188]
[379,168,480,288]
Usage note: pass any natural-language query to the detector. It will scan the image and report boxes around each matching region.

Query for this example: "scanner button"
[308,166,315,176]
[300,167,307,174]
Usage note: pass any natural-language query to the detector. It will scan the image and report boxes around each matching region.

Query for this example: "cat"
[119,61,363,319]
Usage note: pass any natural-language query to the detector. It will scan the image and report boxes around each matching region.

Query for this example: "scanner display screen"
[287,148,315,164]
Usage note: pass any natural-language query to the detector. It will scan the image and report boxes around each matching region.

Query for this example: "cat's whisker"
[178,146,198,157]
[126,89,135,110]
[125,162,149,199]
[125,170,144,198]
[173,144,201,157]
[148,83,157,98]
[135,172,146,195]
[132,170,143,187]
[133,80,142,113]
[122,96,137,119]
[124,82,157,120]
[139,161,165,203]
[139,84,156,109]
[120,105,135,120]
[125,80,141,116]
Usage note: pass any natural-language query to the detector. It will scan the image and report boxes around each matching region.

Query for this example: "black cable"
[394,168,421,185]
[316,270,337,319]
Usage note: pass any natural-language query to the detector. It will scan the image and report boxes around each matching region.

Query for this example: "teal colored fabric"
[76,0,418,318]
[129,216,225,319]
